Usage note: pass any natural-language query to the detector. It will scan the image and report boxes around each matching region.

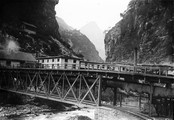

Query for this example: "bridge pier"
[78,75,82,101]
[149,84,153,117]
[97,75,102,106]
[120,93,122,107]
[113,87,117,106]
[92,84,96,99]
[139,94,141,110]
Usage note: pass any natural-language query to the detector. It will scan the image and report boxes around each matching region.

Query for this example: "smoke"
[6,40,20,52]
[0,34,20,52]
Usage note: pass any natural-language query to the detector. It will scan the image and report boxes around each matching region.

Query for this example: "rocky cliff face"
[0,0,75,56]
[57,17,103,62]
[105,0,173,65]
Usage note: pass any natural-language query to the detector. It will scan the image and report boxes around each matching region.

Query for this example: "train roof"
[139,64,174,68]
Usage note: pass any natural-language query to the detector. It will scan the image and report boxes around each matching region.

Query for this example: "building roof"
[0,50,37,62]
[37,55,82,60]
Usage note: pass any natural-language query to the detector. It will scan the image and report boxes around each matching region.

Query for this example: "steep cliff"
[0,0,75,56]
[57,17,103,62]
[105,0,173,64]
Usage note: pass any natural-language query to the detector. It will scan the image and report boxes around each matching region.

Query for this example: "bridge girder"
[0,69,102,106]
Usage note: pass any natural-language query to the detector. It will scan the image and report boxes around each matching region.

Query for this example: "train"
[0,53,173,76]
[19,60,173,76]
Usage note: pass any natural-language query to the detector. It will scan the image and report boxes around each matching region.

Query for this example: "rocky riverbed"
[1,90,171,120]
[0,90,93,120]
[0,104,94,120]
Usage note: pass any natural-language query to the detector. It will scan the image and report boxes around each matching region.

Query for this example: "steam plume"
[6,40,20,52]
[3,35,20,53]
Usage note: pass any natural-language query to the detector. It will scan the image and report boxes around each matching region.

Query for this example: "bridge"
[0,64,173,118]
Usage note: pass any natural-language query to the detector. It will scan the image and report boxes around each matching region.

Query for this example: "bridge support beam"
[120,93,122,107]
[97,75,102,106]
[149,84,153,117]
[0,70,104,106]
[139,94,141,110]
[113,87,117,106]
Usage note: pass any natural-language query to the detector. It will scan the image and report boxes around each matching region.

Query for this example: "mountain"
[80,22,105,60]
[56,17,103,62]
[56,17,73,31]
[104,0,173,65]
[0,0,78,57]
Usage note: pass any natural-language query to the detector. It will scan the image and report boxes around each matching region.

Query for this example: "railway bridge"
[0,65,173,118]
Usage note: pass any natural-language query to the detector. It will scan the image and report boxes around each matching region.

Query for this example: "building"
[0,50,37,68]
[37,55,82,69]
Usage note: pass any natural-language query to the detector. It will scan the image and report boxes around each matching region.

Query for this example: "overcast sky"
[55,0,130,31]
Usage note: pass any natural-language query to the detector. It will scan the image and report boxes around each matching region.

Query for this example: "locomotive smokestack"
[134,47,137,66]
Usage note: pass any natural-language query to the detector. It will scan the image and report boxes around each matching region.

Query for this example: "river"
[0,90,93,120]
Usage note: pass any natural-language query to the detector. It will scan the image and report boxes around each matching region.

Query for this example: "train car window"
[42,59,44,63]
[97,65,100,69]
[57,58,59,62]
[52,59,54,62]
[65,64,67,69]
[73,60,76,63]
[47,59,49,62]
[73,64,76,69]
[65,59,68,62]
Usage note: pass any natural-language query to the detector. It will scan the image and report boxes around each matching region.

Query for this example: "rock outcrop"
[104,0,173,65]
[0,0,102,61]
[0,0,75,56]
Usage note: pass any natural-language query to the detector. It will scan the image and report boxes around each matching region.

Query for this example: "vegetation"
[58,24,103,62]
[0,0,77,57]
[105,0,173,64]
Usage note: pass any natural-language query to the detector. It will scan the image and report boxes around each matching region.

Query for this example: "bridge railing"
[0,63,173,77]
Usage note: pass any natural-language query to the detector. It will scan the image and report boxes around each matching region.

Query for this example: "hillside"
[56,17,73,31]
[0,0,77,57]
[56,17,103,62]
[80,22,105,60]
[104,0,173,65]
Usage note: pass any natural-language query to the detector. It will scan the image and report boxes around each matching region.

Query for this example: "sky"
[55,0,130,31]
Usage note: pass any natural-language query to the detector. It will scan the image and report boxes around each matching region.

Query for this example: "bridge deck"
[2,67,173,83]
[0,66,173,118]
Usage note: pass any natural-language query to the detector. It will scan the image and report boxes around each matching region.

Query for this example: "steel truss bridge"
[0,65,173,117]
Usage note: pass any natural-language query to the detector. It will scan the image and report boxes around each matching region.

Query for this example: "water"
[0,90,77,120]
